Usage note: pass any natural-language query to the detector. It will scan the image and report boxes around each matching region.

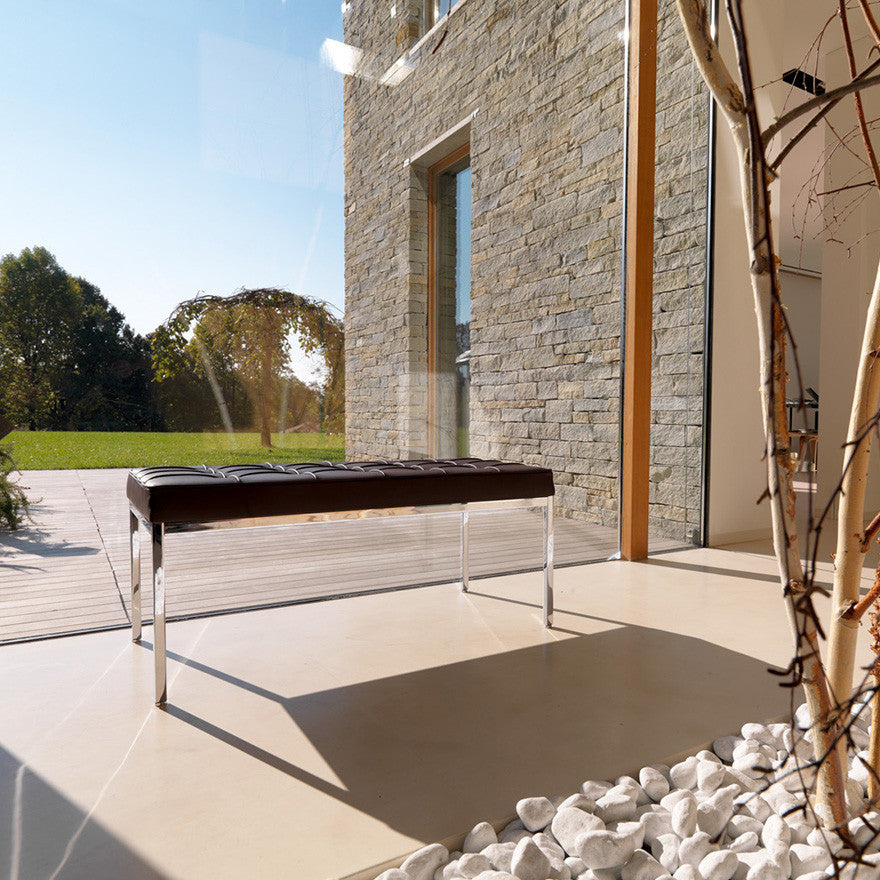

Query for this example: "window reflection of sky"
[0,2,344,336]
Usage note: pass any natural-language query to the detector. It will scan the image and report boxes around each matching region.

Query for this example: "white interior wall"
[781,271,821,397]
[708,0,831,545]
[816,36,880,518]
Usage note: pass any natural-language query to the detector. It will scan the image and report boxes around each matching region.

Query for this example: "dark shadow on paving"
[0,525,100,560]
[0,744,168,880]
[163,624,789,844]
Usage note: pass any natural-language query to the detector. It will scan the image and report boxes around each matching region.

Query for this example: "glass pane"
[435,158,470,458]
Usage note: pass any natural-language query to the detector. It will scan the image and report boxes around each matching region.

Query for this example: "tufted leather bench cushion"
[126,458,555,525]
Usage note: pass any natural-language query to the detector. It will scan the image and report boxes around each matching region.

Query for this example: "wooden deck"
[0,469,680,643]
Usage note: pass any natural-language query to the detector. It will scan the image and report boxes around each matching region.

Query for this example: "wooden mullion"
[620,0,657,561]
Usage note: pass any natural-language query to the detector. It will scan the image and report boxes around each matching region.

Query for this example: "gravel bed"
[375,701,880,880]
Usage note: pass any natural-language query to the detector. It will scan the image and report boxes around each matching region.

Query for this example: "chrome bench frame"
[129,496,554,705]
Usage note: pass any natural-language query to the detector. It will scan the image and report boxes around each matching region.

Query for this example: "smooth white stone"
[761,785,799,817]
[743,853,786,880]
[621,850,669,880]
[804,828,842,855]
[377,871,409,880]
[663,791,697,812]
[788,845,830,878]
[561,794,598,813]
[851,726,870,751]
[847,813,880,850]
[482,844,518,874]
[641,767,671,802]
[597,793,638,824]
[576,830,640,869]
[732,741,767,761]
[727,833,759,854]
[727,817,764,839]
[403,844,451,880]
[503,819,526,835]
[846,777,867,815]
[678,833,713,869]
[654,833,681,873]
[778,727,794,753]
[612,780,650,808]
[592,867,622,880]
[741,725,776,748]
[500,828,533,846]
[610,822,646,851]
[459,854,494,879]
[740,796,772,823]
[794,704,811,730]
[673,798,699,838]
[533,831,566,861]
[511,838,551,880]
[437,861,458,880]
[670,758,700,791]
[548,856,572,880]
[465,823,499,853]
[650,765,673,783]
[761,815,791,852]
[721,768,759,793]
[673,866,702,880]
[553,807,606,856]
[566,858,588,877]
[472,872,518,880]
[583,782,615,801]
[795,873,826,880]
[517,797,557,833]
[785,820,810,846]
[732,753,772,776]
[641,809,675,847]
[698,762,727,794]
[699,851,738,880]
[850,754,871,792]
[697,787,737,839]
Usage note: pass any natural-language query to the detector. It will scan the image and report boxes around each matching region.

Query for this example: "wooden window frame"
[427,141,470,456]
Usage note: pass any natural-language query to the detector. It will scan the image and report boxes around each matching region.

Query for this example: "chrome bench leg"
[130,509,141,642]
[461,507,469,592]
[543,499,554,628]
[152,523,167,706]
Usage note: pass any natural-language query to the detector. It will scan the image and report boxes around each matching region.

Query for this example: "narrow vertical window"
[428,144,471,457]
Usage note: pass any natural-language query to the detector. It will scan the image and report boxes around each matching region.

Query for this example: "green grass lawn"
[5,431,345,470]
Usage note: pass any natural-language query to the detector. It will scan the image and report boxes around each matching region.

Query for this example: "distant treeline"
[0,247,343,436]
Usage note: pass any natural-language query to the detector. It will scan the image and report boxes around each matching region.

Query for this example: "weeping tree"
[676,0,880,834]
[152,288,344,447]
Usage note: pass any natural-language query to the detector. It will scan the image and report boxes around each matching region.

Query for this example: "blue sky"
[0,0,345,337]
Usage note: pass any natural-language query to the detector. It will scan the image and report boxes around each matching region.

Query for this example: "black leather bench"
[127,457,555,704]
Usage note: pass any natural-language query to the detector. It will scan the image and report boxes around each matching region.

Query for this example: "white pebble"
[511,838,551,880]
[533,831,565,861]
[616,777,651,806]
[670,758,700,790]
[552,807,605,856]
[788,845,830,878]
[465,823,499,853]
[621,850,669,880]
[741,724,775,748]
[565,857,587,877]
[582,781,614,801]
[727,833,759,854]
[679,832,713,869]
[576,829,640,869]
[699,851,738,880]
[761,815,790,852]
[653,833,681,873]
[697,751,723,766]
[796,874,826,880]
[739,796,772,823]
[459,854,494,878]
[517,797,557,833]
[743,853,786,880]
[376,870,409,880]
[698,761,726,793]
[672,798,698,838]
[726,816,763,840]
[663,791,697,812]
[500,829,532,845]
[402,844,451,880]
[804,828,842,855]
[612,822,646,851]
[472,872,518,880]
[561,794,598,812]
[641,767,671,802]
[596,792,638,824]
[697,786,736,838]
[641,809,675,848]
[674,867,702,880]
[482,844,517,873]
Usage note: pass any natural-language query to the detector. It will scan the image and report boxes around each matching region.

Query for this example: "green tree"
[0,247,80,429]
[54,278,156,430]
[153,288,344,447]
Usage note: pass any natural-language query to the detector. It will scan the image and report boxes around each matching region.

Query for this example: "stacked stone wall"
[343,0,709,537]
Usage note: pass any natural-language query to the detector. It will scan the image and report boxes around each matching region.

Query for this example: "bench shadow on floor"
[154,616,790,845]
